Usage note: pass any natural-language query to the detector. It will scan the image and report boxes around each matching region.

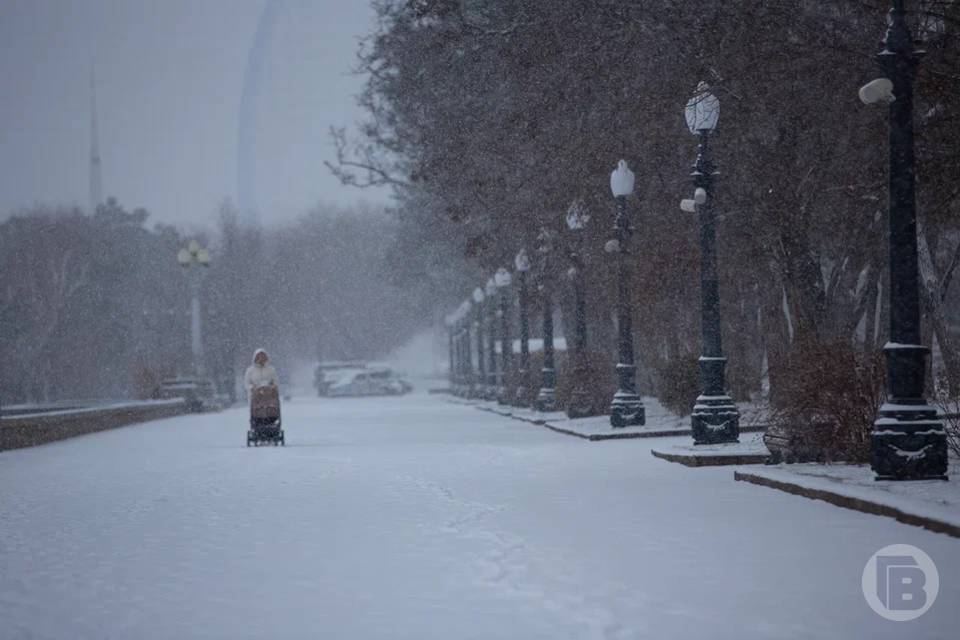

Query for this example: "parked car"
[320,365,412,398]
[314,361,367,396]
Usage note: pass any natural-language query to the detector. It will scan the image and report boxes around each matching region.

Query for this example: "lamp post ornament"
[535,227,557,412]
[867,0,947,480]
[684,82,739,445]
[177,239,210,377]
[514,248,532,406]
[566,199,597,419]
[495,267,513,404]
[608,161,645,427]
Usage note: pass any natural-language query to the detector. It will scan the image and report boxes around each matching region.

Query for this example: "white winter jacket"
[244,349,279,394]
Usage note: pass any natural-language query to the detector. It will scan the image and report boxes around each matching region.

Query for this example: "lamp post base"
[872,403,948,480]
[610,392,645,428]
[535,387,557,413]
[692,394,739,444]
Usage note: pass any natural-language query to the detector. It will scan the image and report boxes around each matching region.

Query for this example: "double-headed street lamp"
[607,161,645,427]
[494,267,513,404]
[861,0,947,480]
[682,82,740,445]
[566,199,596,418]
[535,227,557,412]
[514,249,532,406]
[177,239,211,377]
[472,287,487,399]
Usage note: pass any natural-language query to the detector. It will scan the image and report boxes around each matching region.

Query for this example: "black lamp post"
[472,287,486,399]
[461,304,474,397]
[446,315,456,391]
[514,249,532,406]
[863,0,947,480]
[535,227,558,412]
[454,319,462,394]
[454,315,463,395]
[495,267,513,404]
[485,278,499,399]
[456,300,471,396]
[607,161,645,427]
[566,199,596,418]
[683,82,740,445]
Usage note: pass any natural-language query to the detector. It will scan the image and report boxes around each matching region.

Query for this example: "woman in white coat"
[244,348,279,397]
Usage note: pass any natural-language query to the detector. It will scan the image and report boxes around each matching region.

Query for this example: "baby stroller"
[247,385,285,446]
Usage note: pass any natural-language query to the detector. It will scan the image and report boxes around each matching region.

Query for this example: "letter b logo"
[863,545,939,621]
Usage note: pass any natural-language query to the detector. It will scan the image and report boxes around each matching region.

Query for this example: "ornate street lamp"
[682,82,739,445]
[514,248,532,406]
[447,301,470,395]
[535,227,557,412]
[607,161,645,427]
[445,313,456,391]
[495,267,513,404]
[460,300,474,397]
[472,287,486,399]
[861,0,947,480]
[565,199,596,418]
[485,277,499,399]
[177,239,211,377]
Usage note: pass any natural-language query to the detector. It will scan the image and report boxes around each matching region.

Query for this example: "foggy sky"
[0,0,389,229]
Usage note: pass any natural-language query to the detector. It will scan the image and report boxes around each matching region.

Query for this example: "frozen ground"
[1,392,958,639]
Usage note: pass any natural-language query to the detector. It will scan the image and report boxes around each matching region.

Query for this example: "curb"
[734,470,960,539]
[0,400,190,452]
[651,448,769,467]
[467,402,766,441]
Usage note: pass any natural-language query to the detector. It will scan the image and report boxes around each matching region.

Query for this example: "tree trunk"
[918,216,960,394]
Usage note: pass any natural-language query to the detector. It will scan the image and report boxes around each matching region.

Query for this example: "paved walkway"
[1,393,956,639]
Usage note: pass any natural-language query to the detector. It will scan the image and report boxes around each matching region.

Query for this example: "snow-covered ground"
[1,392,957,639]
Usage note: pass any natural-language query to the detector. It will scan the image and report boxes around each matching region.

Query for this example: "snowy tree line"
[0,200,430,404]
[331,0,960,456]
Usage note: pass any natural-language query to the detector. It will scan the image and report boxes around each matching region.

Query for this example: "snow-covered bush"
[768,341,885,463]
[555,350,616,415]
[652,356,699,417]
[933,380,960,458]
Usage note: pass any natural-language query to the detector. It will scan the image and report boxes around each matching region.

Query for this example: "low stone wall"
[0,400,189,452]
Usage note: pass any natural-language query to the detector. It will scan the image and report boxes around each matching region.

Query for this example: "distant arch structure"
[237,0,284,225]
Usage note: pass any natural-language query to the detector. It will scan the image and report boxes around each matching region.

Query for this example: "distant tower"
[238,0,282,225]
[89,69,103,214]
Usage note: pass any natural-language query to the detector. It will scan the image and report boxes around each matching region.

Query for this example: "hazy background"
[0,0,390,228]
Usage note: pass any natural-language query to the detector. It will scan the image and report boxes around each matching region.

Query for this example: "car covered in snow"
[316,363,412,398]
